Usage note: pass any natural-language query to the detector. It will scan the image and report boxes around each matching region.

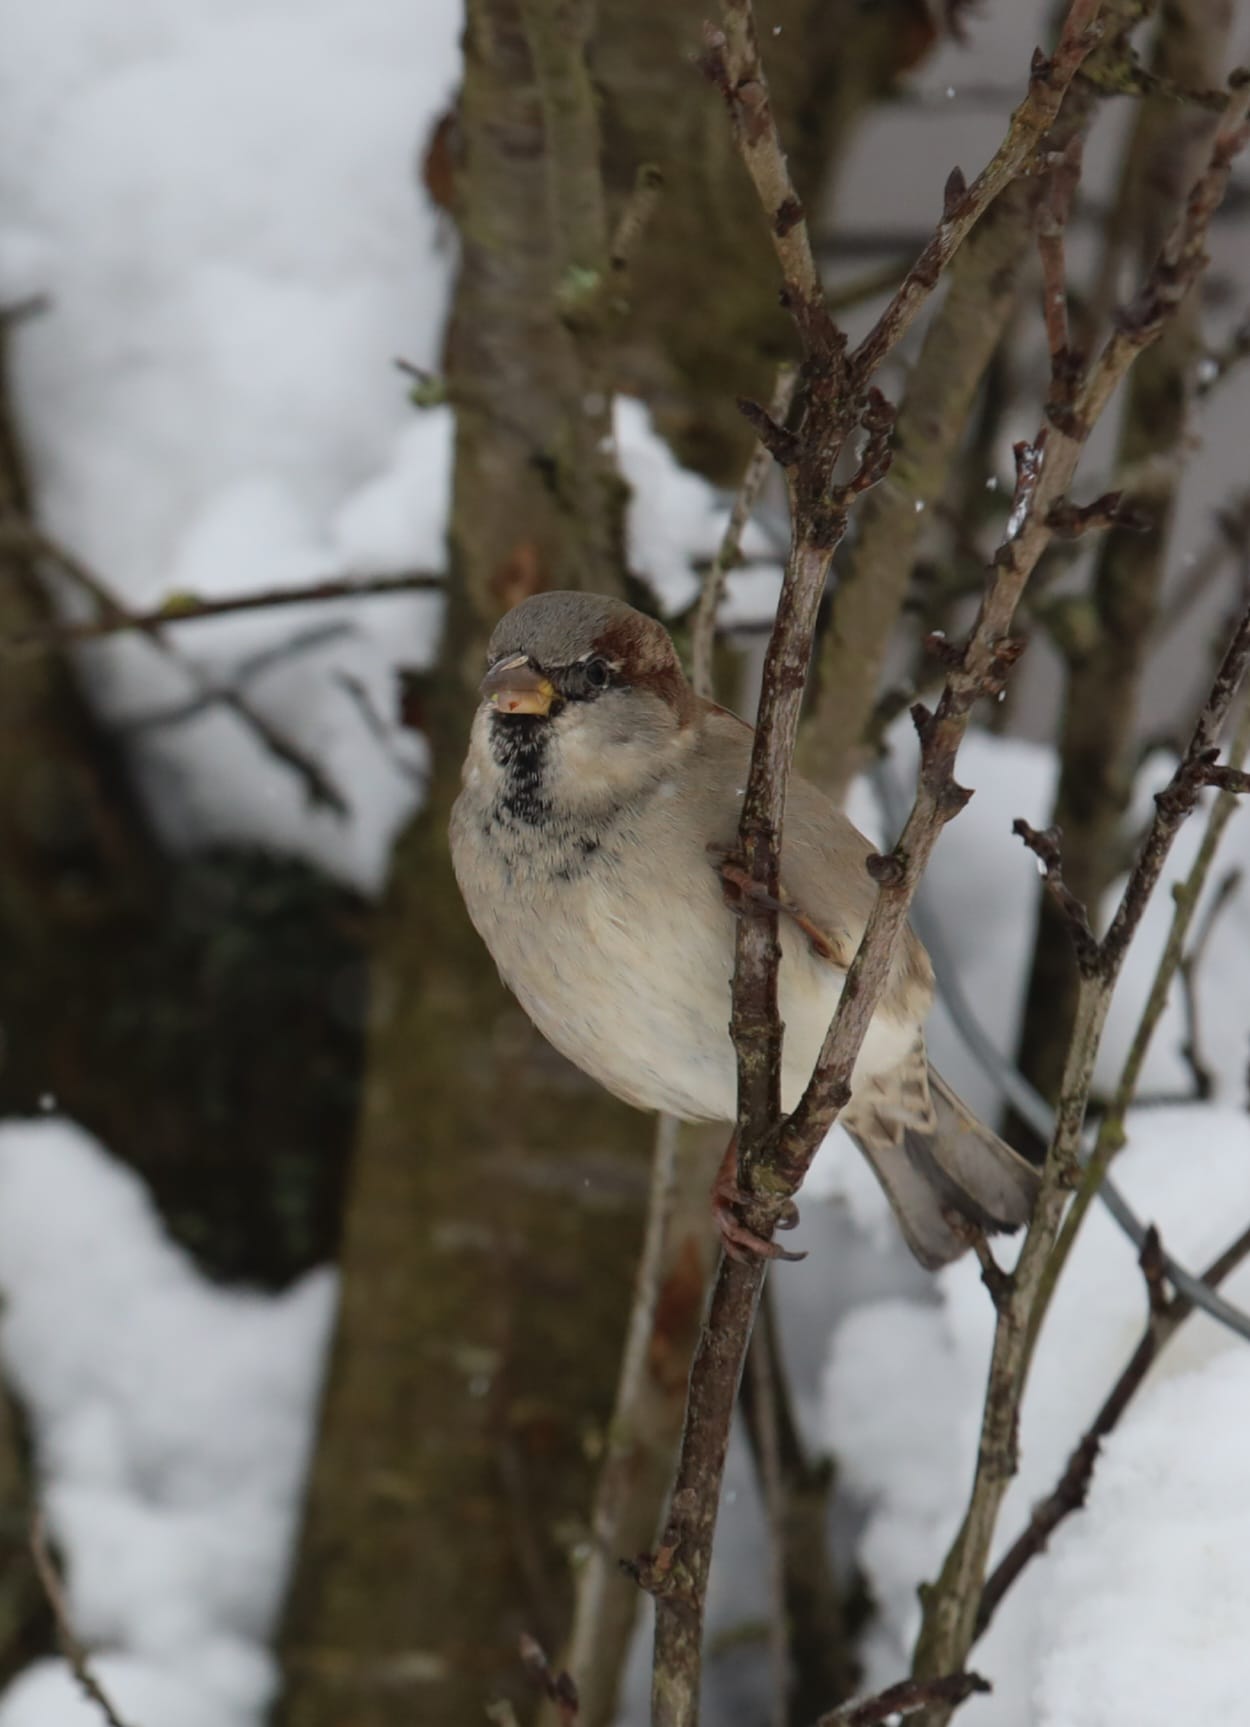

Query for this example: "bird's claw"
[711,1177,805,1264]
[707,849,845,965]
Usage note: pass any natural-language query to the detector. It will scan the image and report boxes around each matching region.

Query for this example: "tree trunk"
[279,5,933,1722]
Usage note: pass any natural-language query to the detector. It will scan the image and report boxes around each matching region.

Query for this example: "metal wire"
[870,763,1250,1345]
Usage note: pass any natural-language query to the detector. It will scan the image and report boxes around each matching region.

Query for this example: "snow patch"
[0,1119,335,1727]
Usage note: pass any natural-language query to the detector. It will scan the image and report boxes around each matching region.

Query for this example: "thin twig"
[691,365,796,700]
[884,73,1250,1720]
[1032,664,1250,1337]
[976,1215,1250,1634]
[817,1671,990,1727]
[1037,133,1083,376]
[871,758,1250,1348]
[645,7,1192,1723]
[914,591,1250,1718]
[30,1515,135,1727]
[849,0,1105,383]
[520,1632,581,1725]
[649,11,862,1717]
[1177,865,1242,1097]
[738,1284,857,1717]
[551,1114,690,1726]
[0,557,442,658]
[4,519,355,812]
[1012,0,1241,1122]
[745,1299,789,1727]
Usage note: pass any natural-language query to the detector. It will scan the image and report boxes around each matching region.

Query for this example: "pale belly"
[455,824,916,1123]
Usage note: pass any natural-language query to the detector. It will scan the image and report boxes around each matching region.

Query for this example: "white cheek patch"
[555,708,671,800]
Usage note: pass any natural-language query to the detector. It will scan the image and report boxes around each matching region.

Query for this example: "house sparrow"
[450,592,1037,1268]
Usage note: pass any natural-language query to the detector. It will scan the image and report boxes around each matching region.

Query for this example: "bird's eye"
[583,656,610,690]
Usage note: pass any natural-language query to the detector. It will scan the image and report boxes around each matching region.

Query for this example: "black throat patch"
[487,712,553,827]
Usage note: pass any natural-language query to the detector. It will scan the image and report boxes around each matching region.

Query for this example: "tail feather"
[844,1065,1039,1270]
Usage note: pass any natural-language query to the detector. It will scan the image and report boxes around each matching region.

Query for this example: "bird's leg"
[711,1133,804,1264]
[711,848,849,967]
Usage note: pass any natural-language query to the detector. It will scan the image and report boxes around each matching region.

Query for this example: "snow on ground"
[0,1119,335,1727]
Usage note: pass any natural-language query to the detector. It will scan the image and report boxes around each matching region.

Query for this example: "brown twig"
[976,1216,1250,1635]
[1176,865,1242,1098]
[1045,490,1148,538]
[739,1286,857,1718]
[1013,5,1246,1128]
[745,1304,789,1727]
[648,12,858,1719]
[817,1671,990,1727]
[1037,133,1083,379]
[2,519,354,813]
[1031,656,1250,1335]
[519,1633,581,1725]
[914,588,1250,1719]
[1011,820,1100,972]
[691,365,797,701]
[849,0,1105,383]
[548,1118,717,1727]
[30,1515,135,1727]
[645,6,1193,1723]
[608,164,665,279]
[886,72,1250,1722]
[0,548,443,656]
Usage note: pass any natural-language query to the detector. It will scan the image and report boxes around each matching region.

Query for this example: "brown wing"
[693,707,1037,1269]
[695,704,933,1023]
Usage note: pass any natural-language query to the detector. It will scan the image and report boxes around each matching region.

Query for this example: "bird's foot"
[709,848,846,966]
[711,1139,805,1264]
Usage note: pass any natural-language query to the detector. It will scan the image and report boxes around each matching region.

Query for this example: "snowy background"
[1,1,1249,1724]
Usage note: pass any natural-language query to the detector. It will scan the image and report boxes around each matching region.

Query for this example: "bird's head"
[474,592,697,811]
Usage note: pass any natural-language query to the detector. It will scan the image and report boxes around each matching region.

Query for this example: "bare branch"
[745,1306,789,1727]
[1037,133,1083,375]
[739,1285,857,1716]
[1034,660,1250,1329]
[1011,820,1100,972]
[548,1119,716,1727]
[871,755,1250,1350]
[1045,490,1149,538]
[691,365,797,701]
[519,1632,581,1725]
[976,1214,1250,1635]
[30,1515,135,1727]
[646,14,1250,1727]
[699,8,830,356]
[2,518,353,812]
[899,72,1250,1721]
[817,1671,990,1727]
[1177,866,1243,1098]
[850,0,1105,381]
[0,541,442,656]
[608,164,665,278]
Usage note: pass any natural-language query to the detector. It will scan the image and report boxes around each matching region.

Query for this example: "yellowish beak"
[480,654,556,716]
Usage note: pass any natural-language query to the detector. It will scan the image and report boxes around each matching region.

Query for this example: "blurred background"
[1,2,1249,1725]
